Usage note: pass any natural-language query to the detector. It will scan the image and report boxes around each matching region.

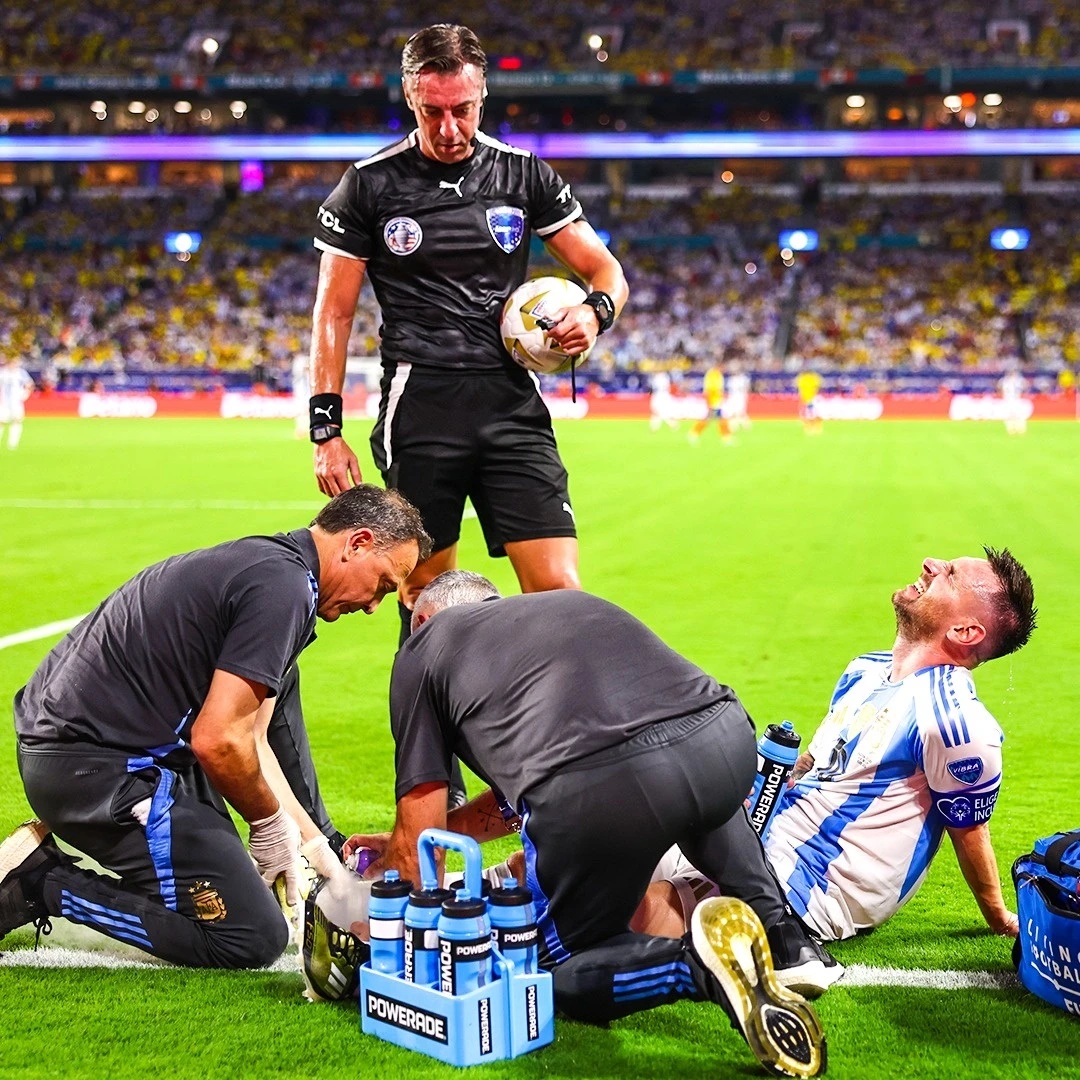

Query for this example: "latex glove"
[301,833,343,880]
[249,806,302,907]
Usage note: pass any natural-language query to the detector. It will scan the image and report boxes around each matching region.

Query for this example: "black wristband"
[309,393,343,430]
[582,290,616,335]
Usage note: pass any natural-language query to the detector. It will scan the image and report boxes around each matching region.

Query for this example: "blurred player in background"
[999,367,1029,435]
[795,367,823,434]
[308,23,628,647]
[0,356,34,450]
[292,353,310,439]
[688,362,732,444]
[648,369,680,431]
[345,572,829,1078]
[726,364,751,432]
[637,548,1036,943]
[0,487,429,969]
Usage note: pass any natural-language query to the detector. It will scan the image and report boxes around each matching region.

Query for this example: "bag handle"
[1044,830,1080,877]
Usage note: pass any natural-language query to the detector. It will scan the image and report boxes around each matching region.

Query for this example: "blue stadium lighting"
[4,129,1080,161]
[164,231,202,253]
[778,228,818,252]
[989,227,1030,251]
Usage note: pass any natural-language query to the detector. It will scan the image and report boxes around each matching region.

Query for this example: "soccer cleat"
[300,875,369,1002]
[691,896,827,1078]
[768,917,844,997]
[0,819,60,940]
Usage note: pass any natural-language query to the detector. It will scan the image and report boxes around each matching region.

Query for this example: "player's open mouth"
[912,579,926,596]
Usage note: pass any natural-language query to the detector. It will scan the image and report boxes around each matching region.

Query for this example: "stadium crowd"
[4,184,1077,382]
[2,0,1079,74]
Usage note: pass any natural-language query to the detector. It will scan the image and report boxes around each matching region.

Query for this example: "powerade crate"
[359,829,555,1066]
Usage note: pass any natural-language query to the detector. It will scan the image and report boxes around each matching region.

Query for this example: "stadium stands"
[2,184,1076,383]
[2,0,1080,73]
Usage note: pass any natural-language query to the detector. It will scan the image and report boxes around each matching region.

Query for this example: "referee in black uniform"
[308,23,627,636]
[346,573,826,1079]
[0,486,429,968]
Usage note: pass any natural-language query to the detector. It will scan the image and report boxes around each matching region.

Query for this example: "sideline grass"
[1,416,1079,1078]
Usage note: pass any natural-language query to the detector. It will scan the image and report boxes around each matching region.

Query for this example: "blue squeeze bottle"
[368,869,412,975]
[437,894,493,994]
[403,887,452,985]
[488,877,539,974]
[746,720,801,841]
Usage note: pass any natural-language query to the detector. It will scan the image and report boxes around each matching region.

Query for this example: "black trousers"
[18,743,288,968]
[520,700,784,1023]
[265,662,337,840]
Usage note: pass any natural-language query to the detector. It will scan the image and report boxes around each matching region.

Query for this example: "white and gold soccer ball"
[500,276,592,374]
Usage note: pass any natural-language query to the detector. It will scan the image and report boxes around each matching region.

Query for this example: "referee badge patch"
[384,217,423,256]
[486,206,525,253]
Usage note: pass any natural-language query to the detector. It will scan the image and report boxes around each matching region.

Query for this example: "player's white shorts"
[649,846,723,926]
[0,404,25,424]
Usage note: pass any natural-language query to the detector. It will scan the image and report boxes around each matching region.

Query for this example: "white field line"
[0,498,324,511]
[0,499,478,518]
[0,945,1020,989]
[0,617,87,651]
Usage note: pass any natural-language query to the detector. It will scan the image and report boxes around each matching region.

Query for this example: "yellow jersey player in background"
[689,363,732,445]
[795,368,823,435]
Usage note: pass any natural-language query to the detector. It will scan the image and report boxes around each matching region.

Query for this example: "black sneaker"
[691,896,827,1078]
[767,916,844,997]
[0,819,61,940]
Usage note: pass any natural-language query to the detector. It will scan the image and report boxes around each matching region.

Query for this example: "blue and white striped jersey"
[764,652,1003,940]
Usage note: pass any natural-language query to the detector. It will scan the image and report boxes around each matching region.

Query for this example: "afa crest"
[486,206,525,254]
[190,881,227,922]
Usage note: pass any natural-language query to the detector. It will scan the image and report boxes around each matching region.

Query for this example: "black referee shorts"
[370,364,576,557]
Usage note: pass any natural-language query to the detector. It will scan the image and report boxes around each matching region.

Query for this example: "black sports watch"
[310,424,342,444]
[582,290,616,335]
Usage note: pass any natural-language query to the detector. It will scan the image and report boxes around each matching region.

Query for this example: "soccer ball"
[500,276,591,374]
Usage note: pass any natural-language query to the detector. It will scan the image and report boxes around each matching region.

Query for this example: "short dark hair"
[401,24,487,83]
[981,545,1037,660]
[312,485,432,562]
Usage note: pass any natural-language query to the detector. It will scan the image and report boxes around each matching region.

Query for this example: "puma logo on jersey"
[562,501,575,522]
[556,184,572,204]
[313,405,333,419]
[439,177,465,198]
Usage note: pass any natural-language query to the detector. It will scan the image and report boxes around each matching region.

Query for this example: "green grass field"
[1,416,1079,1079]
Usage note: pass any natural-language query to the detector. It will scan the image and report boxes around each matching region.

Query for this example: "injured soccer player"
[631,549,1036,944]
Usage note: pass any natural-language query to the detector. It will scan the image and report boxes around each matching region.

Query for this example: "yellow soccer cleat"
[691,896,827,1078]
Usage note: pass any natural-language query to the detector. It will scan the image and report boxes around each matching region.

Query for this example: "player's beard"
[891,588,941,644]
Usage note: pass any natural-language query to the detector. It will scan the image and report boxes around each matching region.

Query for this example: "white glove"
[300,834,343,880]
[249,806,303,908]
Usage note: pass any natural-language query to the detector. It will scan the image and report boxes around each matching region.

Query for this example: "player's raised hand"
[315,436,362,496]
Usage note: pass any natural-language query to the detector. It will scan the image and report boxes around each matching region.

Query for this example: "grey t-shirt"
[14,529,320,762]
[390,591,736,807]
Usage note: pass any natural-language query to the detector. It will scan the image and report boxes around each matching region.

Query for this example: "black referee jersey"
[313,129,585,373]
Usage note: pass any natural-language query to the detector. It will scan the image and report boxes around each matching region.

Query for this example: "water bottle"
[746,720,801,841]
[403,886,452,985]
[488,877,539,974]
[437,894,493,995]
[368,869,412,975]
